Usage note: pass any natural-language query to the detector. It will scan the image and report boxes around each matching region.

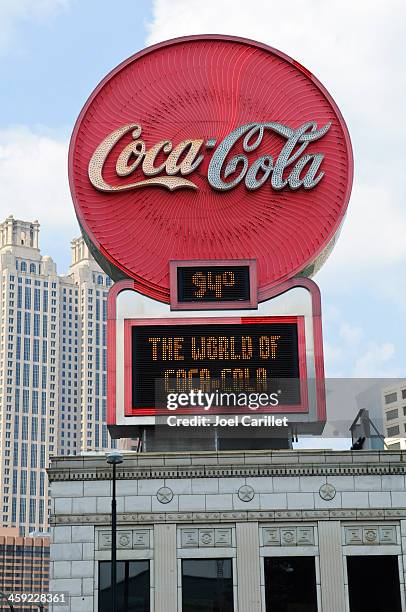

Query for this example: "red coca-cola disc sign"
[69,35,353,302]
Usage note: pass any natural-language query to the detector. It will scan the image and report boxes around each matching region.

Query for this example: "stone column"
[154,523,177,612]
[236,522,261,612]
[318,521,346,612]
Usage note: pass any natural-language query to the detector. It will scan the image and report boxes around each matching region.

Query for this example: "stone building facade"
[48,449,406,611]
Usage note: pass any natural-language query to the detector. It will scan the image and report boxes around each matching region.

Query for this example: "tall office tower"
[61,236,114,454]
[0,216,58,536]
[0,216,115,536]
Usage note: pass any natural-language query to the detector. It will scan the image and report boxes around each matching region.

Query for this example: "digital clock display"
[130,318,303,411]
[177,266,250,303]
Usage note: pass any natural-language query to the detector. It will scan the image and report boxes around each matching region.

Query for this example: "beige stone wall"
[48,450,406,611]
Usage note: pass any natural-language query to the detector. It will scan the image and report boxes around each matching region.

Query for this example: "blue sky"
[0,1,152,130]
[0,0,405,382]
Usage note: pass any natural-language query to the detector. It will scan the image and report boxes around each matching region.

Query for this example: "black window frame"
[98,559,150,612]
[181,557,234,612]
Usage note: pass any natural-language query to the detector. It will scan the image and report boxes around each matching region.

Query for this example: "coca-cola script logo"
[70,35,353,302]
[89,121,330,193]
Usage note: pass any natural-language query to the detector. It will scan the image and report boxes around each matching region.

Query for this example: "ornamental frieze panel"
[51,508,406,526]
[344,525,398,546]
[97,528,151,550]
[262,526,315,547]
[179,527,234,548]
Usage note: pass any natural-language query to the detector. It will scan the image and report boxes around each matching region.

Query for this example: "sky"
[0,0,405,383]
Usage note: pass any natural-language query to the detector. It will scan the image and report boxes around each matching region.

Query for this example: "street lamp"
[106,450,123,612]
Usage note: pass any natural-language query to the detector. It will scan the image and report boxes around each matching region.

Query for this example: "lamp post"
[106,450,123,612]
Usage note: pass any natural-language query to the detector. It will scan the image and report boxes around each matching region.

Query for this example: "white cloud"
[322,306,400,378]
[0,126,77,254]
[353,342,398,378]
[339,323,363,346]
[0,0,70,53]
[146,0,406,283]
[318,181,406,277]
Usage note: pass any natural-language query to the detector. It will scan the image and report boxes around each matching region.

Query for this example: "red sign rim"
[69,34,353,303]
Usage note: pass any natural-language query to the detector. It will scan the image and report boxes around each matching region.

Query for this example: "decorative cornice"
[48,462,406,482]
[50,507,406,526]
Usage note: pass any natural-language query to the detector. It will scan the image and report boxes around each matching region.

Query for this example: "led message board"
[177,266,250,303]
[124,316,307,415]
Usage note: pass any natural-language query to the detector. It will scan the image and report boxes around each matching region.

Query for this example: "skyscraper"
[0,216,114,536]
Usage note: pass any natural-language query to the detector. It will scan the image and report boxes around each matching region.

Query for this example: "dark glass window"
[264,556,317,612]
[182,558,233,612]
[347,555,401,612]
[387,425,400,436]
[98,560,149,612]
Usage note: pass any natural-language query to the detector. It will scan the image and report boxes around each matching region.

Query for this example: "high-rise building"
[59,236,114,455]
[381,380,406,449]
[0,526,50,606]
[0,216,115,536]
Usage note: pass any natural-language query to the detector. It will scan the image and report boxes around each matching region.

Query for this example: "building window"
[402,389,406,400]
[23,337,30,361]
[23,389,29,412]
[98,560,150,612]
[40,446,46,468]
[12,470,18,494]
[29,498,36,523]
[43,314,48,336]
[264,557,317,612]
[32,390,38,414]
[347,555,401,612]
[30,263,36,274]
[22,416,29,440]
[25,287,31,309]
[33,364,39,388]
[39,499,44,524]
[385,392,398,404]
[181,559,233,612]
[21,261,27,272]
[34,288,40,311]
[31,446,37,468]
[386,408,398,421]
[42,340,47,362]
[33,338,39,362]
[32,417,38,440]
[24,312,30,335]
[21,443,28,467]
[33,313,40,336]
[389,441,401,449]
[387,425,400,437]
[42,366,47,389]
[23,363,30,387]
[20,470,27,495]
